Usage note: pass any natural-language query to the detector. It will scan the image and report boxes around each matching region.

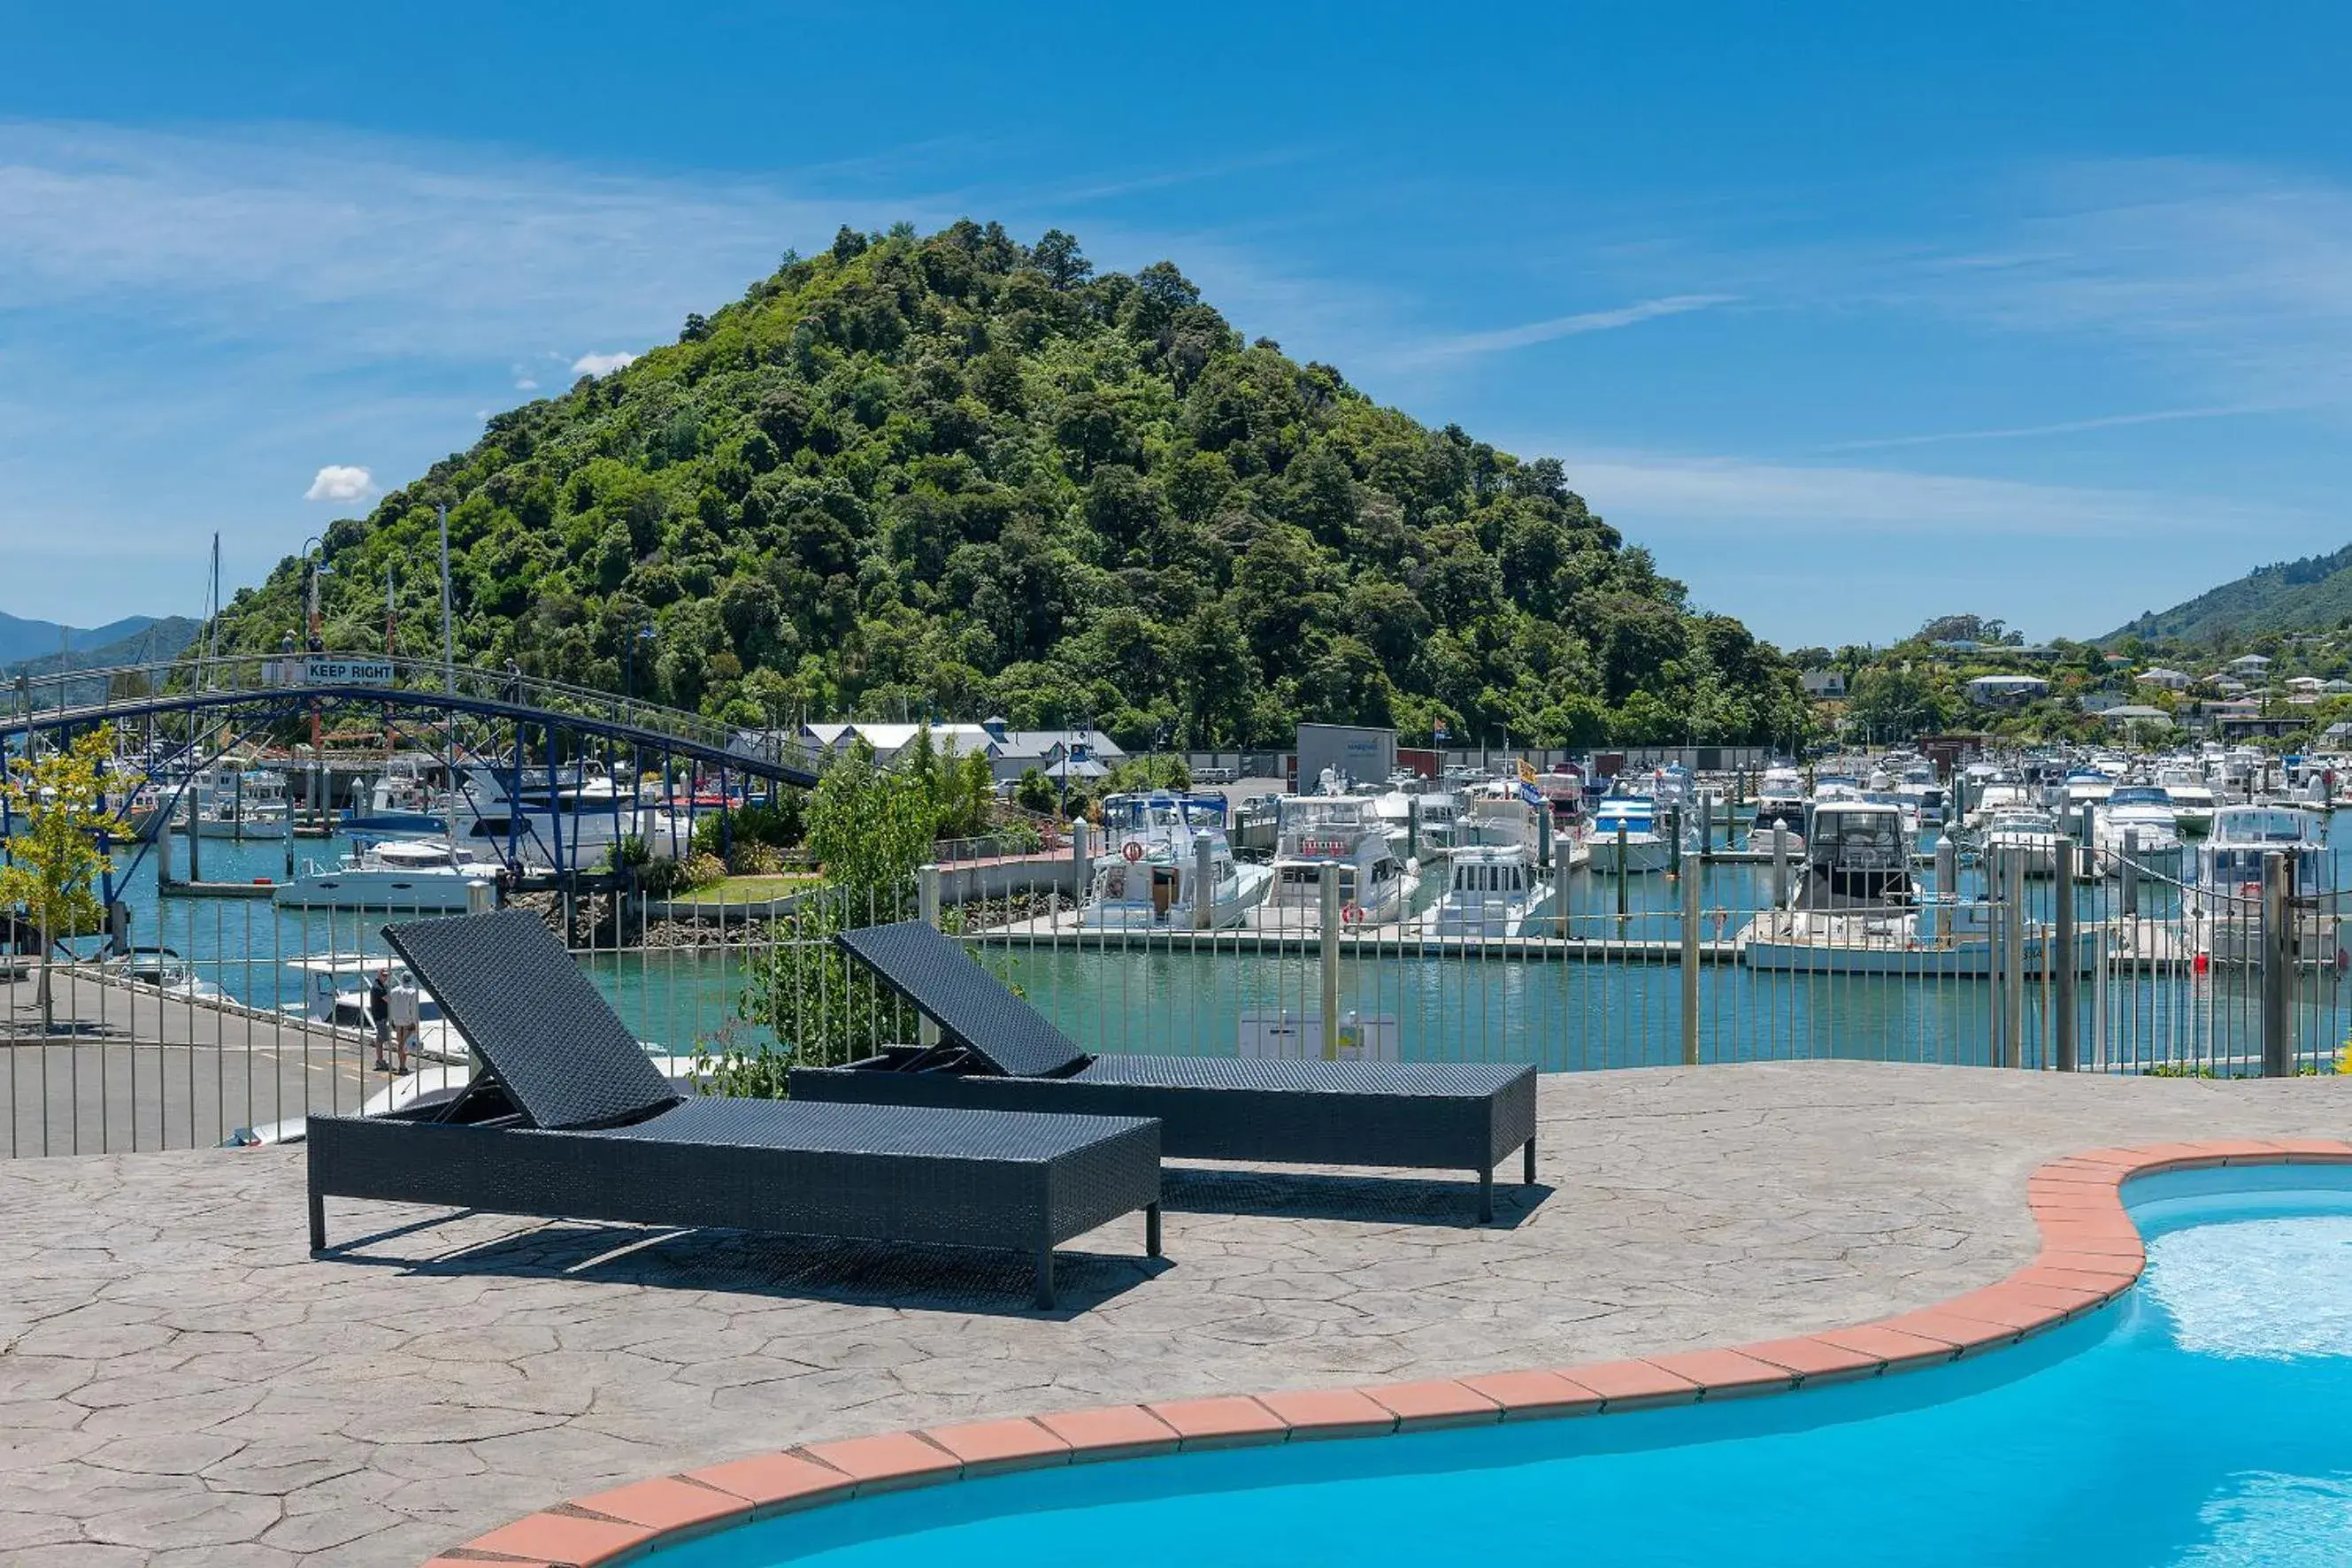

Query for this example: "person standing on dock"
[388,971,420,1076]
[368,967,393,1072]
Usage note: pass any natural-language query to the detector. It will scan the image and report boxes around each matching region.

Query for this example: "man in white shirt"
[388,972,422,1076]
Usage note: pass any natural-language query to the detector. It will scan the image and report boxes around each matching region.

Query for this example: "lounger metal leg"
[1145,1203,1163,1258]
[1034,1247,1057,1311]
[1478,1167,1494,1225]
[308,1187,327,1253]
[1524,1138,1537,1185]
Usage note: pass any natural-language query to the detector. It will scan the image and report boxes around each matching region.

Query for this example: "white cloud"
[1818,404,2271,453]
[571,351,636,376]
[513,377,538,391]
[1392,294,1734,367]
[1505,442,2297,541]
[303,464,373,502]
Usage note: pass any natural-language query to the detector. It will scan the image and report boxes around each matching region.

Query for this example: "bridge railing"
[18,653,832,780]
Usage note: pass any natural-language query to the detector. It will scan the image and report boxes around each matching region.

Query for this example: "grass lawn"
[672,872,819,903]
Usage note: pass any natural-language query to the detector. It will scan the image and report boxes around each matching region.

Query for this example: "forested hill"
[2105,543,2352,646]
[210,222,1804,749]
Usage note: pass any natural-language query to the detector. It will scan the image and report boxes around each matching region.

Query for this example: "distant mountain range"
[0,611,171,668]
[0,615,203,709]
[2103,544,2352,645]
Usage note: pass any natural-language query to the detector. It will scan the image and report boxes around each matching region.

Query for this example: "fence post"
[1072,820,1091,919]
[1192,836,1214,931]
[2002,846,2025,1069]
[2054,839,2078,1072]
[2120,826,2139,917]
[1680,850,1701,1066]
[2263,849,2293,1077]
[1770,823,1790,910]
[919,864,942,1049]
[1319,869,1341,1060]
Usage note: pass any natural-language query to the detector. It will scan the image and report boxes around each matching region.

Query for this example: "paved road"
[2,974,376,1157]
[4,1061,2351,1564]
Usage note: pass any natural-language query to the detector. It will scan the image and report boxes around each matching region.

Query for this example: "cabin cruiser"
[2094,785,2186,879]
[1411,791,1461,856]
[1983,809,2064,880]
[278,836,506,912]
[1893,766,1948,829]
[1752,766,1807,839]
[1586,795,1672,874]
[1965,777,2035,826]
[2190,805,2343,965]
[1802,799,1914,909]
[1417,844,1554,938]
[1080,792,1271,930]
[1250,795,1416,930]
[2155,766,2218,835]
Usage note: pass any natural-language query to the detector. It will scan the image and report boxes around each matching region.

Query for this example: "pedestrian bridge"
[12,652,827,784]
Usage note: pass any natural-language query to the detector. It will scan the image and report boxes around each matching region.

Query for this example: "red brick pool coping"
[423,1137,2352,1566]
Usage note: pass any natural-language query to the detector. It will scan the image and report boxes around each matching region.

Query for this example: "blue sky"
[7,2,2350,648]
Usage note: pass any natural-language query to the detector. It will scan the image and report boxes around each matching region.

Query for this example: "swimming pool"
[646,1164,2352,1568]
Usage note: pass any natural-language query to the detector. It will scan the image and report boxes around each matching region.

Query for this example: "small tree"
[1,726,118,1034]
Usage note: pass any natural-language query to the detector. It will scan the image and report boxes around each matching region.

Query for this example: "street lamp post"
[624,625,657,704]
[298,537,334,826]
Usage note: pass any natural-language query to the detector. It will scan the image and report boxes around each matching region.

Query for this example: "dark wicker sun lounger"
[791,921,1538,1222]
[304,909,1161,1307]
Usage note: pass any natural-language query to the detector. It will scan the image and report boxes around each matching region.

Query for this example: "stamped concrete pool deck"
[4,1060,2348,1565]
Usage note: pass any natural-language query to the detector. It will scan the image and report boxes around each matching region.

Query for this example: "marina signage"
[303,657,396,686]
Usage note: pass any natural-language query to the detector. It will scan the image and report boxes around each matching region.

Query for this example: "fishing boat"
[1249,794,1417,930]
[188,767,293,840]
[277,836,505,912]
[2094,785,2187,880]
[2189,805,2343,965]
[448,763,685,866]
[1080,792,1271,930]
[1415,843,1554,938]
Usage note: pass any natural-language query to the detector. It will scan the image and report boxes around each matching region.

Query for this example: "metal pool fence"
[4,830,2343,1157]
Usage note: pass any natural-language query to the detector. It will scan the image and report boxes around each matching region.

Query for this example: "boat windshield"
[2109,787,2171,807]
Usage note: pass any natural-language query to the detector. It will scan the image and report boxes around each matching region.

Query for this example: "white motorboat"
[2094,785,2186,880]
[183,767,293,840]
[282,954,469,1062]
[97,947,224,1002]
[277,837,504,912]
[1416,844,1554,938]
[447,762,684,867]
[1586,795,1672,874]
[2156,766,2218,836]
[2189,805,2343,965]
[1250,794,1416,930]
[1752,766,1806,839]
[1080,792,1271,930]
[1802,799,1915,909]
[1984,809,2064,880]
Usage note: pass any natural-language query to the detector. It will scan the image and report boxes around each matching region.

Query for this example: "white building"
[1801,669,1847,698]
[2137,667,2190,691]
[792,719,1127,782]
[1965,675,2048,708]
[2225,653,2274,674]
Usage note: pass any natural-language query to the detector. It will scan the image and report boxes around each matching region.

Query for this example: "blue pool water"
[659,1167,2352,1568]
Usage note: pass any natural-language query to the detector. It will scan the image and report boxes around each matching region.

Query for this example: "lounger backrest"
[834,921,1090,1079]
[383,909,680,1130]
